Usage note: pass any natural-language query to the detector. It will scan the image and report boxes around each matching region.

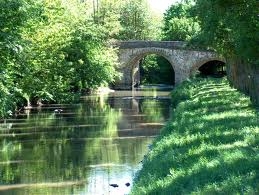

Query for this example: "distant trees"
[162,0,199,41]
[140,55,175,85]
[90,0,160,40]
[140,0,200,86]
[117,0,154,40]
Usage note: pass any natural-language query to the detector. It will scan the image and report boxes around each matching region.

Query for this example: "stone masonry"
[113,41,225,89]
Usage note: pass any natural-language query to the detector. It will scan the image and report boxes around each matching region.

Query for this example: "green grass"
[131,77,259,195]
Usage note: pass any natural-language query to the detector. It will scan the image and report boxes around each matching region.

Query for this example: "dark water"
[0,90,171,195]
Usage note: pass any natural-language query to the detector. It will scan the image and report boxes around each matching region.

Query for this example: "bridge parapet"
[114,41,187,49]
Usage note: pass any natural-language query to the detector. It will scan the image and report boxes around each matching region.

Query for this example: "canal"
[0,89,172,195]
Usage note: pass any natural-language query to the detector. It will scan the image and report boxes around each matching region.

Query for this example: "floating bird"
[125,182,130,187]
[54,109,63,113]
[109,184,119,188]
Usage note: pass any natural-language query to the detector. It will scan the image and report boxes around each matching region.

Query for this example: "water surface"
[0,89,171,195]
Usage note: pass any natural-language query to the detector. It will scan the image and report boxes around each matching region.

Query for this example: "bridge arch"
[190,57,226,76]
[124,48,177,87]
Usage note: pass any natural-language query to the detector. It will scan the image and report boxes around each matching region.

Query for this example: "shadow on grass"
[149,154,259,194]
[131,78,259,195]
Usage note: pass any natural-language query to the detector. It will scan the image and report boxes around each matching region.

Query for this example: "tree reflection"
[0,91,171,194]
[140,99,168,123]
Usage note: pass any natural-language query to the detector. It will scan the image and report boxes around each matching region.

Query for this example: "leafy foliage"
[140,55,174,85]
[0,0,28,115]
[192,0,259,63]
[117,0,158,40]
[89,0,160,40]
[0,0,121,117]
[162,0,200,41]
[162,0,258,65]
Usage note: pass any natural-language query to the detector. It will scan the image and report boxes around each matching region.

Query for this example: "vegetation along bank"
[0,0,160,118]
[131,77,259,194]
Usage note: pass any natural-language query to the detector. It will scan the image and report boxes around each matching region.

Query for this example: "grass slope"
[131,78,259,195]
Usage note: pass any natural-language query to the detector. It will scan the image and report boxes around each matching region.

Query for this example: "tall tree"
[89,0,122,38]
[88,0,161,40]
[0,0,121,116]
[192,0,259,62]
[117,0,155,40]
[0,0,28,115]
[19,0,120,105]
[162,0,199,41]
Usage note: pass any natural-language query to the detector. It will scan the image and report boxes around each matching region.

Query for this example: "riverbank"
[131,77,259,194]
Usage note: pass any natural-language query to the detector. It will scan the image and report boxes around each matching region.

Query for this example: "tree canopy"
[162,0,259,65]
[193,0,259,64]
[0,0,119,116]
[0,0,161,117]
[162,0,200,41]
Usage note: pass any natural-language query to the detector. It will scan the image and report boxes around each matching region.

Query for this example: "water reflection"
[0,90,171,195]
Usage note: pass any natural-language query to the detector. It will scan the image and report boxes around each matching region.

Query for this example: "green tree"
[19,0,81,105]
[0,0,121,117]
[19,0,120,105]
[117,0,155,40]
[64,25,119,92]
[0,0,28,115]
[192,0,259,63]
[162,0,199,41]
[89,0,162,40]
[89,0,122,38]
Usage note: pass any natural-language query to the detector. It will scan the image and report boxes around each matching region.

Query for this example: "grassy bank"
[131,77,259,194]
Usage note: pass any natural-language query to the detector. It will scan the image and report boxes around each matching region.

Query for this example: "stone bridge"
[113,41,225,89]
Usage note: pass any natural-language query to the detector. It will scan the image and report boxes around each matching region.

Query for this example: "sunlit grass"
[131,77,259,194]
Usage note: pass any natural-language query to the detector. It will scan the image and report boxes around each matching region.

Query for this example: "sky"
[148,0,180,14]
